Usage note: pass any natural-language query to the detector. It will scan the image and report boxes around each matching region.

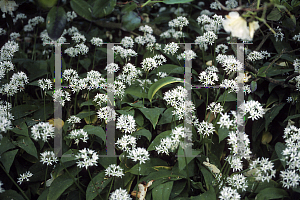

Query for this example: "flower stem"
[31,27,38,61]
[44,91,46,122]
[44,165,48,190]
[92,46,96,70]
[183,148,191,195]
[87,168,103,200]
[107,177,114,200]
[0,163,30,200]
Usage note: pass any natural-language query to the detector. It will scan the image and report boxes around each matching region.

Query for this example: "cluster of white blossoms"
[66,115,81,124]
[90,37,103,47]
[293,33,300,42]
[0,71,29,97]
[0,28,6,36]
[9,32,20,41]
[249,157,276,183]
[197,14,224,33]
[239,100,265,121]
[93,93,108,106]
[0,40,19,61]
[226,174,248,192]
[274,26,285,42]
[105,164,124,178]
[280,124,300,189]
[52,88,71,107]
[197,120,215,137]
[163,42,179,56]
[215,44,228,54]
[216,54,243,75]
[293,58,300,73]
[227,131,252,158]
[68,129,89,145]
[127,147,150,164]
[23,16,44,32]
[0,101,14,133]
[141,57,157,72]
[220,79,239,93]
[219,186,240,200]
[177,50,197,60]
[109,188,132,200]
[136,79,152,91]
[247,50,271,62]
[40,151,58,166]
[116,63,143,86]
[105,63,120,74]
[121,36,134,49]
[168,16,189,31]
[198,68,219,86]
[195,31,218,51]
[156,126,192,155]
[72,32,86,43]
[116,114,136,134]
[153,54,166,66]
[62,69,79,83]
[0,61,14,79]
[146,42,162,52]
[217,112,234,129]
[207,102,224,117]
[31,122,55,142]
[97,106,116,124]
[75,148,99,169]
[38,78,52,91]
[112,45,137,60]
[139,25,153,35]
[160,28,185,40]
[17,171,33,185]
[66,11,77,22]
[115,134,136,153]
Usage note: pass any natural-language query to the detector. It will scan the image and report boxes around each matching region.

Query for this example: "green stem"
[137,162,140,200]
[44,91,46,122]
[74,92,78,115]
[107,177,114,200]
[88,168,103,200]
[88,90,90,123]
[44,165,48,190]
[0,163,30,200]
[205,89,209,120]
[92,46,96,70]
[31,27,38,61]
[183,149,191,194]
[77,55,81,73]
[141,0,163,7]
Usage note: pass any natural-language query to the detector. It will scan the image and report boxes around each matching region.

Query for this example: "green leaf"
[264,103,285,131]
[86,171,112,200]
[0,137,16,156]
[266,93,278,108]
[255,188,289,200]
[275,142,286,168]
[83,125,106,143]
[250,81,257,93]
[76,110,96,119]
[11,121,28,137]
[47,173,76,200]
[92,0,116,18]
[0,190,25,200]
[132,128,152,141]
[70,0,93,21]
[152,181,173,200]
[267,8,283,21]
[217,128,229,143]
[190,186,216,200]
[178,146,201,171]
[163,0,193,4]
[46,6,67,41]
[157,107,174,125]
[122,11,141,31]
[121,2,137,13]
[12,105,38,120]
[217,90,236,102]
[199,165,214,189]
[125,84,148,99]
[12,136,38,159]
[138,107,165,129]
[246,177,278,193]
[0,149,18,173]
[147,130,172,151]
[129,158,166,175]
[148,76,184,102]
[283,114,300,123]
[79,58,91,71]
[24,60,48,81]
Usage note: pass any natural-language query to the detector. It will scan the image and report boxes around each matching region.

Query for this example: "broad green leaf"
[132,128,152,141]
[246,177,278,193]
[252,119,265,142]
[129,158,167,175]
[283,114,300,123]
[264,103,285,131]
[0,149,18,173]
[0,190,25,200]
[270,37,292,54]
[0,137,16,156]
[178,146,201,171]
[190,186,216,200]
[37,188,49,200]
[79,99,94,108]
[217,128,229,143]
[134,112,144,126]
[33,103,54,122]
[199,165,214,189]
[138,107,165,129]
[47,174,76,200]
[70,0,93,21]
[61,149,77,163]
[152,181,173,200]
[11,121,28,137]
[163,0,193,4]
[37,0,57,9]
[170,180,187,199]
[86,171,112,200]
[24,60,48,81]
[83,125,106,143]
[266,93,278,108]
[147,130,172,151]
[267,8,283,21]
[250,81,257,92]
[121,2,137,13]
[125,84,148,99]
[217,90,236,102]
[275,142,286,168]
[122,11,141,31]
[115,109,135,117]
[255,188,289,200]
[92,0,116,18]
[148,76,184,102]
[76,110,96,119]
[79,58,91,71]
[157,107,174,125]
[12,105,38,120]
[12,136,38,159]
[46,6,67,41]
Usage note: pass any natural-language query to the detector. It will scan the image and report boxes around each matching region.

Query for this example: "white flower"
[105,63,120,74]
[121,36,134,48]
[198,70,219,86]
[116,134,136,152]
[17,171,33,185]
[141,57,157,72]
[249,157,276,183]
[75,43,89,55]
[68,129,89,145]
[66,115,81,124]
[75,148,98,169]
[177,50,197,60]
[215,44,228,54]
[239,100,265,121]
[227,174,248,191]
[90,37,103,47]
[0,180,5,193]
[105,164,124,178]
[225,0,238,9]
[0,40,19,61]
[38,78,52,91]
[0,0,18,14]
[109,188,132,200]
[207,102,223,117]
[31,122,55,142]
[217,113,234,129]
[139,25,153,34]
[274,26,284,42]
[127,147,150,164]
[116,114,136,134]
[72,32,86,43]
[168,16,189,31]
[66,11,77,22]
[163,42,179,55]
[223,12,259,41]
[64,47,79,57]
[40,151,58,166]
[219,186,241,200]
[97,106,116,124]
[197,120,215,137]
[52,89,71,107]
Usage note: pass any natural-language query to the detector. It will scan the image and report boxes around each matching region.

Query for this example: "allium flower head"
[105,164,124,178]
[52,89,71,107]
[121,36,134,48]
[105,63,120,74]
[249,157,276,183]
[66,115,81,124]
[40,151,58,166]
[219,186,240,200]
[109,188,132,200]
[116,114,136,134]
[127,147,150,164]
[163,42,179,55]
[68,129,89,145]
[17,171,33,185]
[31,122,55,142]
[97,106,116,124]
[139,25,153,34]
[75,148,99,169]
[116,134,136,152]
[0,180,5,193]
[141,57,157,72]
[90,37,103,47]
[38,78,52,91]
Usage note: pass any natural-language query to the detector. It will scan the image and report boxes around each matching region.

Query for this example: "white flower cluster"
[226,174,248,191]
[121,36,134,49]
[90,37,103,47]
[24,16,45,32]
[197,14,223,33]
[293,33,300,42]
[63,69,79,82]
[210,2,221,10]
[105,63,120,74]
[116,114,136,134]
[197,120,215,137]
[293,58,300,73]
[168,16,189,31]
[40,151,58,166]
[66,11,77,22]
[112,46,137,60]
[135,34,156,45]
[0,71,29,97]
[106,80,126,100]
[31,122,55,142]
[17,171,33,185]
[215,44,228,54]
[68,129,89,145]
[195,31,218,51]
[177,50,197,60]
[93,93,108,106]
[225,0,238,9]
[280,124,300,189]
[239,100,265,121]
[153,54,166,66]
[116,63,143,86]
[52,89,71,107]
[127,147,150,164]
[97,106,116,124]
[156,126,192,155]
[116,134,136,153]
[207,102,224,117]
[40,29,67,46]
[136,79,152,91]
[109,188,132,200]
[38,78,52,91]
[160,29,185,40]
[66,115,81,124]
[198,68,219,86]
[141,57,157,72]
[146,42,162,52]
[247,50,271,62]
[219,186,240,200]
[105,164,124,178]
[220,79,239,93]
[227,130,251,159]
[139,25,153,35]
[0,60,14,79]
[13,13,27,24]
[163,42,179,55]
[217,112,234,129]
[9,32,20,41]
[72,32,86,43]
[0,40,19,61]
[274,26,284,42]
[0,28,6,35]
[75,148,99,169]
[249,157,276,182]
[0,101,14,133]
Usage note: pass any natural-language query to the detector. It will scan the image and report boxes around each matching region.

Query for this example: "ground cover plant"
[0,0,300,199]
